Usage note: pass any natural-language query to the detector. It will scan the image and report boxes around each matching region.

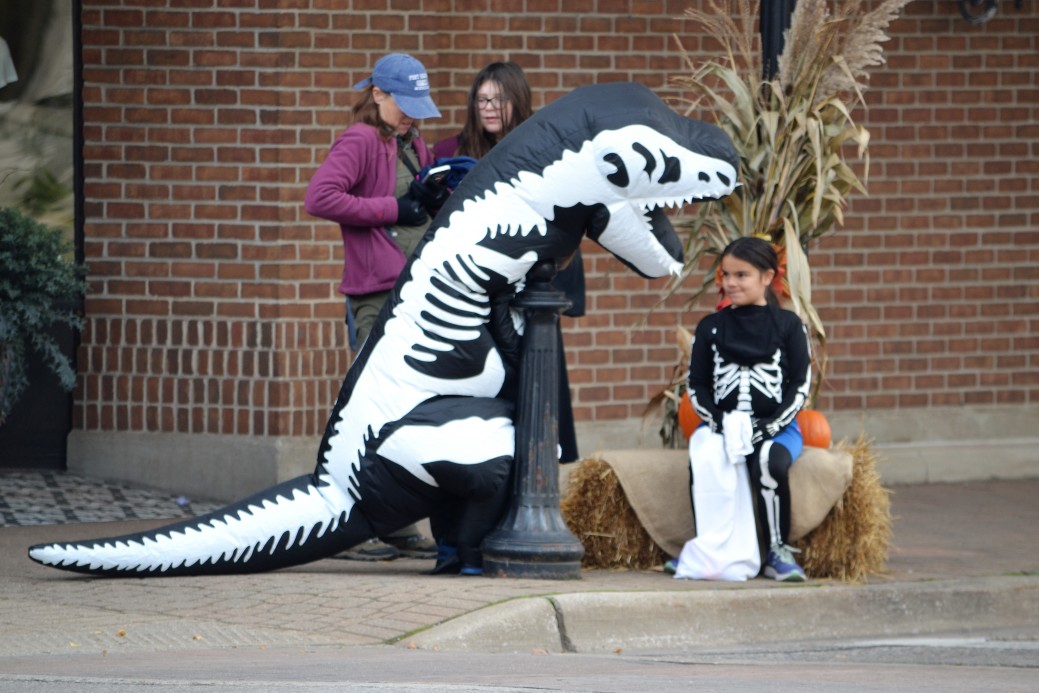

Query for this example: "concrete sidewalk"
[0,477,1037,660]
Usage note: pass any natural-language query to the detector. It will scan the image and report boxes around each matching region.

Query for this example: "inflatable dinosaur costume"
[29,82,738,576]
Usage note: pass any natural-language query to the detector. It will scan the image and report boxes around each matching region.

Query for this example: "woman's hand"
[395,194,429,226]
[408,178,450,212]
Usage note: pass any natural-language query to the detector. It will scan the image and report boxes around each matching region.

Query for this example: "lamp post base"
[483,524,584,579]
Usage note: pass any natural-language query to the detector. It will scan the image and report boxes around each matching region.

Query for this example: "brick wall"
[809,2,1039,414]
[74,0,1038,448]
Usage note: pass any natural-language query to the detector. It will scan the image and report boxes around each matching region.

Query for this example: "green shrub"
[0,207,87,425]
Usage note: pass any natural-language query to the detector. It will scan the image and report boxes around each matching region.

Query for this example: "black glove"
[584,204,611,240]
[408,178,450,212]
[488,290,521,372]
[395,194,429,226]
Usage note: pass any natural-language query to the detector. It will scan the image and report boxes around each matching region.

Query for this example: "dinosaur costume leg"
[358,397,514,567]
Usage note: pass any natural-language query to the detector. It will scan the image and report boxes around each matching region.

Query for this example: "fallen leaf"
[68,641,80,648]
[116,629,126,637]
[531,647,549,655]
[613,647,623,655]
[406,641,417,649]
[192,635,204,641]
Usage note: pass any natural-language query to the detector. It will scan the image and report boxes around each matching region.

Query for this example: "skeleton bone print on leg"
[29,83,739,576]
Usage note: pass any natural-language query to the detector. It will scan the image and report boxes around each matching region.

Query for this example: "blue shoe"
[663,558,678,575]
[428,544,461,575]
[459,563,483,576]
[764,544,806,582]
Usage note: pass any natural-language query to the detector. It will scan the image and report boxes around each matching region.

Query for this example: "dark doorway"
[0,319,76,468]
[0,0,80,469]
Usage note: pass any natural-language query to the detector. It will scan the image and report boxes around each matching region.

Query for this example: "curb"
[400,575,1039,653]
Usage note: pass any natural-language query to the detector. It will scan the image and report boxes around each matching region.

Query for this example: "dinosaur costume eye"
[603,152,629,187]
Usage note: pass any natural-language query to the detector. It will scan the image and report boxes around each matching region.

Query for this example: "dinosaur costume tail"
[27,474,370,577]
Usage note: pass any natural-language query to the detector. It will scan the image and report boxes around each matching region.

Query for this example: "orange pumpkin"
[797,409,832,449]
[677,390,702,439]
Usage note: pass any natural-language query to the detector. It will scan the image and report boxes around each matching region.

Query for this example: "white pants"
[673,424,760,581]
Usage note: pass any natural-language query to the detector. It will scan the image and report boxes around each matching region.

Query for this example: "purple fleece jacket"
[305,123,435,296]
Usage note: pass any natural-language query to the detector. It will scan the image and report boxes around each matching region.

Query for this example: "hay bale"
[562,436,892,581]
[560,456,668,570]
[793,435,892,582]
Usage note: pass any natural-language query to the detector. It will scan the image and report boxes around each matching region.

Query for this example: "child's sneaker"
[663,558,678,575]
[764,544,806,582]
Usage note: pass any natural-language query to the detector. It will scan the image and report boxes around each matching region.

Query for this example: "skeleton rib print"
[29,82,739,576]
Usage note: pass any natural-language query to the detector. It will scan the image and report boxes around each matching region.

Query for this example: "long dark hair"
[721,236,780,307]
[456,62,532,159]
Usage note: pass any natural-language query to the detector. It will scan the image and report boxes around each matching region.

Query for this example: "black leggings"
[746,441,793,548]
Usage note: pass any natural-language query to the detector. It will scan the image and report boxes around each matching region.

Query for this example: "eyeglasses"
[476,96,505,109]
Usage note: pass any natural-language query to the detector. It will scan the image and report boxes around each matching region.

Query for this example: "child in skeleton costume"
[671,237,811,582]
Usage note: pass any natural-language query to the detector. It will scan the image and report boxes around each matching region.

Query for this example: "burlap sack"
[594,446,853,557]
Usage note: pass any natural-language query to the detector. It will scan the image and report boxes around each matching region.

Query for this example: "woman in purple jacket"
[305,53,445,561]
[306,53,445,349]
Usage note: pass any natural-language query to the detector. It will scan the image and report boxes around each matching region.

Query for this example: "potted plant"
[0,206,86,427]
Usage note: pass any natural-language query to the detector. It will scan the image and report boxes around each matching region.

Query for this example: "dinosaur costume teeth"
[29,82,738,577]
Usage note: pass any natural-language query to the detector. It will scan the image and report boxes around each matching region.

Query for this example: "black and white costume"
[29,83,739,577]
[682,303,811,577]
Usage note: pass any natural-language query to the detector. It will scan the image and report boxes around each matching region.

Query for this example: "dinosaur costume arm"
[487,289,522,372]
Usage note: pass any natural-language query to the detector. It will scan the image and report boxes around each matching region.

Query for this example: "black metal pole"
[761,0,796,80]
[482,260,584,579]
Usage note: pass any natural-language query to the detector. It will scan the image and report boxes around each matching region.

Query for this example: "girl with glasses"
[433,62,533,159]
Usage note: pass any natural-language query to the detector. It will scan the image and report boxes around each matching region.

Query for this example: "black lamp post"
[761,0,797,80]
[957,0,1022,25]
[482,259,585,579]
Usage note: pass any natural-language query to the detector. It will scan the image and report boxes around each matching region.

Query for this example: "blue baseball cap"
[353,53,441,120]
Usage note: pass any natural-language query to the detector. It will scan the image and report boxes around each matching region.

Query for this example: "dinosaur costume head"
[421,81,738,288]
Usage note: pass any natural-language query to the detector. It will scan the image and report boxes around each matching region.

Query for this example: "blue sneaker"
[663,558,678,575]
[764,544,806,582]
[428,544,460,575]
[459,564,483,576]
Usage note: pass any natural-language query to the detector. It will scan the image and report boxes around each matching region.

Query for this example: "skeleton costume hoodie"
[688,304,811,445]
